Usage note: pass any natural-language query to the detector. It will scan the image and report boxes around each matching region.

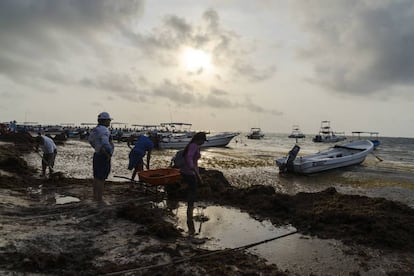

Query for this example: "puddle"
[55,194,80,205]
[0,169,15,177]
[173,203,295,248]
[171,202,383,275]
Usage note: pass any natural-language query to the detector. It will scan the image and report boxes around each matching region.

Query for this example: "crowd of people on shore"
[1,112,205,224]
[0,120,17,135]
[47,111,206,209]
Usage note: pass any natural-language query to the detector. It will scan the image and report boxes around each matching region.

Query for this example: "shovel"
[113,175,157,194]
[34,150,63,178]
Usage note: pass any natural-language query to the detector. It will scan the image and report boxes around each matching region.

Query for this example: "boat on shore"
[352,131,380,149]
[158,132,240,149]
[313,121,346,143]
[276,140,374,174]
[246,128,264,139]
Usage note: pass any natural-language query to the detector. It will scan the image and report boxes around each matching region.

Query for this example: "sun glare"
[181,47,211,72]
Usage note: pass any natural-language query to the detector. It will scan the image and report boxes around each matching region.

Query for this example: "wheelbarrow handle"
[113,175,155,191]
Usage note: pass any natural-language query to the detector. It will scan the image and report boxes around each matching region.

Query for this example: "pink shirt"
[180,143,201,175]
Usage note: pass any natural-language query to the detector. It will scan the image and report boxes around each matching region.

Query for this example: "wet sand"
[1,133,414,275]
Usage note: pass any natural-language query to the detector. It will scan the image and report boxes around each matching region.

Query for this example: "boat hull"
[247,134,264,139]
[312,135,346,143]
[159,132,239,149]
[276,140,374,174]
[288,134,306,139]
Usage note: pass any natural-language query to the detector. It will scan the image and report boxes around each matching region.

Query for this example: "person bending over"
[36,134,57,177]
[128,134,154,181]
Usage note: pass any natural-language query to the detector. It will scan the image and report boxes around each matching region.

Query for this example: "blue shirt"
[88,125,114,155]
[131,135,154,156]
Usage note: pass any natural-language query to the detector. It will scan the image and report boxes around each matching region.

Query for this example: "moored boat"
[276,140,374,174]
[352,131,380,149]
[313,121,346,143]
[246,128,264,139]
[158,131,239,149]
[288,125,306,139]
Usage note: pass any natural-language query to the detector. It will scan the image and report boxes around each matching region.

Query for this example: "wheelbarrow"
[114,168,182,194]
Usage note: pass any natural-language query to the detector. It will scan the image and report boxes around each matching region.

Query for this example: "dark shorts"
[128,149,144,170]
[42,151,57,168]
[93,152,111,180]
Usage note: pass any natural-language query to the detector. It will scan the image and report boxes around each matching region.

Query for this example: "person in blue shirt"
[88,112,114,204]
[128,134,154,181]
[9,120,17,133]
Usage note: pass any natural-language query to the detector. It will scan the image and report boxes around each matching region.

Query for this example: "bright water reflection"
[172,202,373,275]
[55,194,80,205]
[173,202,296,249]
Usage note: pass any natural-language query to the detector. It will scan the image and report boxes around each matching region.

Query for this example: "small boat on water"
[276,140,374,174]
[246,128,264,139]
[288,125,306,139]
[158,132,240,149]
[312,121,346,143]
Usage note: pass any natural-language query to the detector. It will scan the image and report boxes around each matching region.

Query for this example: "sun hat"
[97,112,113,120]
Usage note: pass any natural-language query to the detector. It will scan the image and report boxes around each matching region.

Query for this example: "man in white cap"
[88,112,114,204]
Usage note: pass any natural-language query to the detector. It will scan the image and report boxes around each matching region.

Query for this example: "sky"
[1,0,414,138]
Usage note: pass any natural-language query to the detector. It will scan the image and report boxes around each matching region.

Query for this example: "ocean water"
[25,132,414,207]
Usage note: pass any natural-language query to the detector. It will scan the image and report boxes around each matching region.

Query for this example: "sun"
[181,47,212,72]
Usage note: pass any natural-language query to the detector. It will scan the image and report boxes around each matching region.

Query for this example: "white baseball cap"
[97,112,113,120]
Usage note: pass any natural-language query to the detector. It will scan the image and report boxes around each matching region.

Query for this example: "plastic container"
[138,168,181,186]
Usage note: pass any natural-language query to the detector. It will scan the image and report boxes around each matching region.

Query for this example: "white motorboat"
[352,131,381,149]
[159,132,240,149]
[246,128,264,139]
[276,140,374,174]
[288,125,305,139]
[313,121,346,143]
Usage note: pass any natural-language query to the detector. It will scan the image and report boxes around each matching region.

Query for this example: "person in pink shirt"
[180,132,207,210]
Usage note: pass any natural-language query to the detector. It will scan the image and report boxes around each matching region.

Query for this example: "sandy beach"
[1,133,414,275]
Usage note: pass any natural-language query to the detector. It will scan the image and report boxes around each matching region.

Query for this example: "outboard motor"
[280,145,300,173]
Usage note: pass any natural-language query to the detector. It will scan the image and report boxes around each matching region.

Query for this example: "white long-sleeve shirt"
[88,125,114,155]
[40,135,57,154]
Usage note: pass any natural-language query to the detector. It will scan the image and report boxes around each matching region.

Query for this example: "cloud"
[0,0,144,87]
[240,97,283,116]
[0,2,278,116]
[152,79,197,104]
[295,0,414,95]
[125,9,276,82]
[149,79,282,116]
[80,72,152,102]
[233,60,277,82]
[210,87,229,96]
